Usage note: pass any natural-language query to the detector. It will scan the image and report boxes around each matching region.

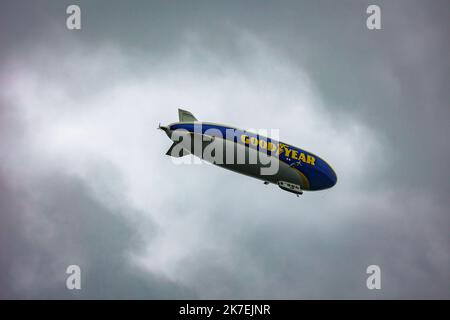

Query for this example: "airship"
[159,109,337,196]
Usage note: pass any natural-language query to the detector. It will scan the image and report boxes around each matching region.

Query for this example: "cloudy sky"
[0,0,449,299]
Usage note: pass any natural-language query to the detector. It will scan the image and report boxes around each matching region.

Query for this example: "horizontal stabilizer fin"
[166,141,190,157]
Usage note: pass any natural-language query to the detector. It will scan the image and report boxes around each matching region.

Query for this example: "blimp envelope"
[160,109,337,196]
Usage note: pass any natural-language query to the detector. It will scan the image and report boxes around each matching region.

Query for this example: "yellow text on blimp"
[240,134,316,165]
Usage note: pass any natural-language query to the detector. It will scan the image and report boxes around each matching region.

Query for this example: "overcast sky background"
[0,0,449,299]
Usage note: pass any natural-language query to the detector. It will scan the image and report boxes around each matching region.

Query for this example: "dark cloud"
[0,166,195,299]
[0,0,449,299]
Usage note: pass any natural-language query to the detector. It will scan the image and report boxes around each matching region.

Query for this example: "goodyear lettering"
[267,141,276,152]
[307,155,315,165]
[259,140,267,149]
[299,153,306,162]
[285,148,292,157]
[240,134,315,166]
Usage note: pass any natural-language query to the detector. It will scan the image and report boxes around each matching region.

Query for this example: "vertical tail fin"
[178,108,198,122]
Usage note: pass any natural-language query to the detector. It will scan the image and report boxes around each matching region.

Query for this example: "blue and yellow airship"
[159,109,337,196]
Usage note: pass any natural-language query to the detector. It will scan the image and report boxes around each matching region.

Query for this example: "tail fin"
[178,108,198,122]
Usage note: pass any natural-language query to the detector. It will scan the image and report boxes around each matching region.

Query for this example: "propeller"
[157,123,169,133]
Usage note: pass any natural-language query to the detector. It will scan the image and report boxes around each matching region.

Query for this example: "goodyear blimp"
[159,109,337,196]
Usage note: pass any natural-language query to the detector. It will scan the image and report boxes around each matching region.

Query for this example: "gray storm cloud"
[0,0,449,299]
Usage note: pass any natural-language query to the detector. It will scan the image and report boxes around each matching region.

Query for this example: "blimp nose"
[311,160,337,190]
[328,167,337,187]
[323,164,337,189]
